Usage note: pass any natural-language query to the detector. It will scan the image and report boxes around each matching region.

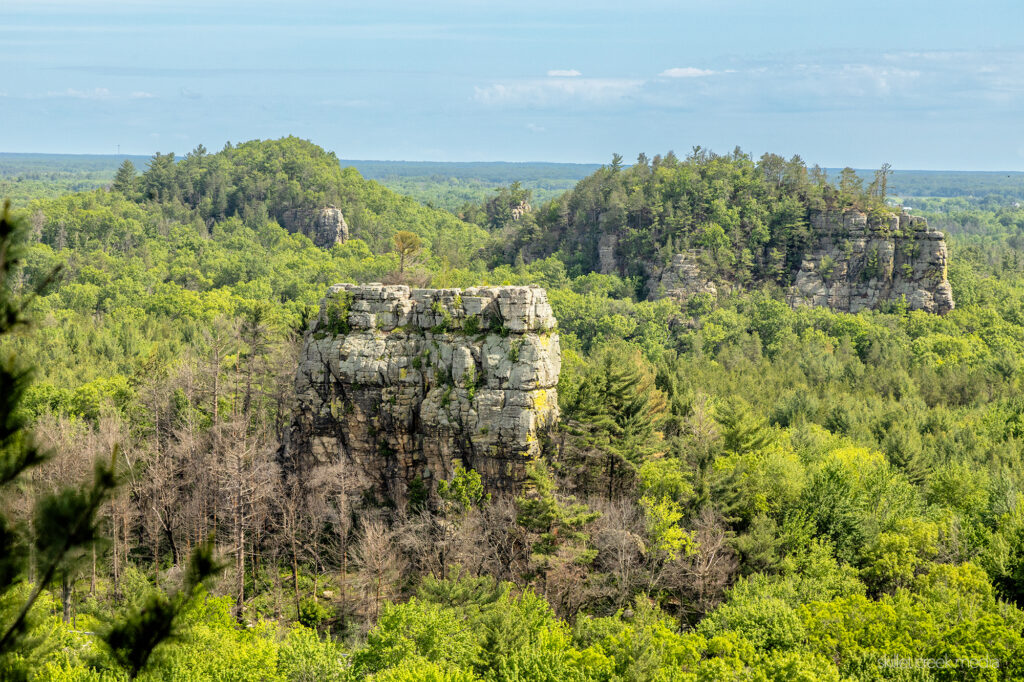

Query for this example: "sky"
[2,0,1024,169]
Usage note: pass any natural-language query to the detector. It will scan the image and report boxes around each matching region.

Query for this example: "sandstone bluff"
[788,209,953,314]
[280,206,349,248]
[282,284,560,507]
[649,209,954,314]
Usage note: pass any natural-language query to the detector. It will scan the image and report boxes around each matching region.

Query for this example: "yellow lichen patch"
[399,367,408,380]
[532,389,548,411]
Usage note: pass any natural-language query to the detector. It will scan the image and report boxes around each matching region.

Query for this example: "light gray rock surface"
[788,210,954,314]
[598,233,619,275]
[657,251,718,301]
[280,206,349,248]
[642,209,953,315]
[282,284,560,507]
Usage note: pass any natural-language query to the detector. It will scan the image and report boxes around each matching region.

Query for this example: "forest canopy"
[2,138,1024,680]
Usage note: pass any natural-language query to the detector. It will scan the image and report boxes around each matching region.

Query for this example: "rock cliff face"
[788,210,954,314]
[643,209,953,314]
[598,233,619,275]
[280,206,349,248]
[282,284,560,506]
[656,251,718,301]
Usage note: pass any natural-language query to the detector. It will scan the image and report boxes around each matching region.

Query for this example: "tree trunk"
[340,540,348,629]
[374,575,382,622]
[607,455,616,499]
[234,490,244,619]
[273,563,282,620]
[212,354,220,424]
[112,514,121,601]
[291,536,301,617]
[152,525,160,587]
[61,576,71,624]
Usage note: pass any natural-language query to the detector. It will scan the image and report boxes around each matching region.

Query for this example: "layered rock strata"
[656,251,718,301]
[640,209,953,314]
[280,206,349,248]
[283,284,560,506]
[788,210,954,314]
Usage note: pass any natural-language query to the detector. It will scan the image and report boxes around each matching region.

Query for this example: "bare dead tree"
[213,416,277,620]
[589,497,648,610]
[665,506,737,627]
[352,518,404,625]
[31,415,95,623]
[471,496,530,584]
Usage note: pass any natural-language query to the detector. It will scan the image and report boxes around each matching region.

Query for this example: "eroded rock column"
[282,284,560,507]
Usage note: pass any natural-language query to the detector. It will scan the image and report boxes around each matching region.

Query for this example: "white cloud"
[660,67,714,78]
[547,69,581,77]
[836,64,920,96]
[473,77,643,108]
[129,91,155,99]
[58,87,112,99]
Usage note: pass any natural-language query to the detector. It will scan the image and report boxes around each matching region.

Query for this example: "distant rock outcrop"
[282,284,560,507]
[598,233,619,275]
[642,209,953,315]
[788,210,954,314]
[280,206,348,248]
[656,251,718,302]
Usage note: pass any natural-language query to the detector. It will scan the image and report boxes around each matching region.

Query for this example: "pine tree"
[515,460,598,561]
[392,230,422,273]
[112,160,137,194]
[715,397,774,454]
[566,344,667,497]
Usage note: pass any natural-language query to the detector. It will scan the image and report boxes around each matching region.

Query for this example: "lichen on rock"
[788,209,954,314]
[281,284,560,508]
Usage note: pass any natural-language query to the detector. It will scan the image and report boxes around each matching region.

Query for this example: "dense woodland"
[2,138,1024,680]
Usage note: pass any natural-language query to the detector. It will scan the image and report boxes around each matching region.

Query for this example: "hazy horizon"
[6,151,1024,176]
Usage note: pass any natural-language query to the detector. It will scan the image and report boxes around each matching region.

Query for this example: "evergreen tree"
[564,344,667,497]
[516,460,598,560]
[111,160,137,195]
[392,230,422,273]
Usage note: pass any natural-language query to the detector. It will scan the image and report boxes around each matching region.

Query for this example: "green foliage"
[516,460,599,558]
[492,149,890,290]
[562,343,667,495]
[9,146,1024,680]
[393,230,422,273]
[323,290,354,335]
[103,543,223,676]
[437,463,489,515]
[297,597,332,629]
[639,495,693,561]
[277,625,348,682]
[352,598,480,677]
[0,202,120,676]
